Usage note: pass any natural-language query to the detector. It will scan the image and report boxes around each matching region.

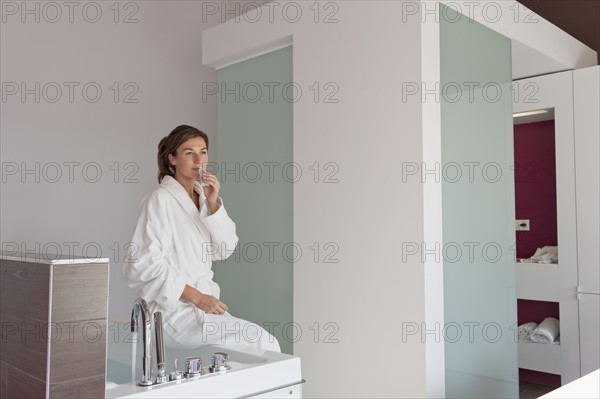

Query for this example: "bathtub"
[105,328,303,398]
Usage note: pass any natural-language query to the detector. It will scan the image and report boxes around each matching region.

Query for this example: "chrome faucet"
[131,298,153,386]
[131,299,226,386]
[154,312,167,384]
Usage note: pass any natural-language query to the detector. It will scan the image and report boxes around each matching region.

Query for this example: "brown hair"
[157,125,209,183]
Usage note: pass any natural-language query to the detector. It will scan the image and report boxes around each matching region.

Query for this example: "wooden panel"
[50,374,105,398]
[51,263,108,322]
[49,320,106,383]
[27,262,52,321]
[0,260,50,324]
[0,361,7,399]
[49,264,108,388]
[0,261,28,325]
[1,259,109,395]
[0,316,48,382]
[0,260,50,383]
[4,363,46,399]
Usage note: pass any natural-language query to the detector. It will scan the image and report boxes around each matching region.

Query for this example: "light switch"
[515,219,530,231]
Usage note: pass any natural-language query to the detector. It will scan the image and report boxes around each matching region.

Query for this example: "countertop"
[0,251,109,265]
[540,369,600,398]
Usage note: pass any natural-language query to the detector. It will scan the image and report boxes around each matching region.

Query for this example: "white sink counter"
[105,345,303,398]
[540,369,599,399]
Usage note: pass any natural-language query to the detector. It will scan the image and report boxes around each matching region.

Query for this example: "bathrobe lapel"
[159,175,212,238]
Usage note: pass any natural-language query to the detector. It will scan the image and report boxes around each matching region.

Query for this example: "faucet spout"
[154,312,167,384]
[131,298,153,386]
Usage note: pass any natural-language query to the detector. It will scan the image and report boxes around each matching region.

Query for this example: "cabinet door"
[579,293,600,375]
[575,66,600,377]
[574,66,600,295]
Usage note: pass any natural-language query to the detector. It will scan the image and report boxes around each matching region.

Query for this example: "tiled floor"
[519,381,556,399]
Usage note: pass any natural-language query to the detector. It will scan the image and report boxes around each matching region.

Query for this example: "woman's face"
[169,136,208,180]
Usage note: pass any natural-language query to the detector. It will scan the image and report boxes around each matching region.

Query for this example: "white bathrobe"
[123,175,280,352]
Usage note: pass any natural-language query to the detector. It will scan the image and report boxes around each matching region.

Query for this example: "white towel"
[529,246,559,264]
[519,322,538,341]
[529,317,560,343]
[518,321,561,345]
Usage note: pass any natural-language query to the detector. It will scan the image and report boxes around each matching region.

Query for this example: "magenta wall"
[519,368,561,388]
[514,120,558,259]
[517,299,560,325]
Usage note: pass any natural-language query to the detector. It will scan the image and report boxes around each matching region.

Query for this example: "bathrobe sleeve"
[122,190,188,309]
[201,197,239,261]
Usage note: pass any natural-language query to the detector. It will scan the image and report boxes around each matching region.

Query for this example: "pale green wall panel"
[215,46,293,354]
[440,6,518,398]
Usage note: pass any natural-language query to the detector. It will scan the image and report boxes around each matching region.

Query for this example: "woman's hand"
[181,284,228,315]
[195,291,229,315]
[202,170,221,213]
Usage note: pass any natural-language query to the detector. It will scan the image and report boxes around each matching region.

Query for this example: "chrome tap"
[154,312,167,384]
[131,298,153,386]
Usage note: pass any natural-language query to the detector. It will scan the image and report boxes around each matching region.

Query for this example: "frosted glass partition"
[440,6,518,398]
[215,46,293,354]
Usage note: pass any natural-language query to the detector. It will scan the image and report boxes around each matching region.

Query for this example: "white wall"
[203,2,426,397]
[0,1,223,323]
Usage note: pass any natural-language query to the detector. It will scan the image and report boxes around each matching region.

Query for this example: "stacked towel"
[528,246,559,264]
[518,322,538,341]
[529,317,560,343]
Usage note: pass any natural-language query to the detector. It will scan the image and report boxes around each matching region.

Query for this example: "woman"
[123,125,280,352]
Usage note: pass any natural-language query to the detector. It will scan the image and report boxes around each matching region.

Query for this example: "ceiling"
[517,0,600,63]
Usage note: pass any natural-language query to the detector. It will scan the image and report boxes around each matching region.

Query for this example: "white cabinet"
[574,65,600,376]
[514,66,600,382]
[518,341,562,375]
[515,262,562,376]
[516,263,559,302]
[514,70,581,383]
[574,66,600,295]
[578,294,600,375]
